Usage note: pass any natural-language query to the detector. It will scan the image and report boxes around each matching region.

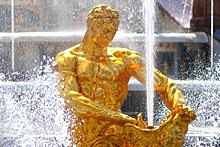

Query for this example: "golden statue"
[54,4,196,147]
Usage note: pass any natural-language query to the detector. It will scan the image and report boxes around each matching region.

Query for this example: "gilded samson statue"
[54,4,196,147]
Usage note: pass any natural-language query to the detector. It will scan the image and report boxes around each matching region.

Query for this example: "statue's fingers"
[179,107,185,114]
[137,113,147,129]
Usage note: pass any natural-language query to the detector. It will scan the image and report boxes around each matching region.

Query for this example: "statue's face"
[90,19,118,47]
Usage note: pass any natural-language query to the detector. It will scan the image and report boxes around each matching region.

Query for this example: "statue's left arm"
[118,49,195,120]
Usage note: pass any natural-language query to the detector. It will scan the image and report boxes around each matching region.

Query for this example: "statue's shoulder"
[108,47,144,66]
[56,44,80,59]
[108,47,141,57]
[54,44,81,71]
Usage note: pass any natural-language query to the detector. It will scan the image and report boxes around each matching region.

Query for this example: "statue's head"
[86,4,119,46]
[87,4,119,28]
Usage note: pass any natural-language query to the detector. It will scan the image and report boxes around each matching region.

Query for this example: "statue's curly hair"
[87,4,119,29]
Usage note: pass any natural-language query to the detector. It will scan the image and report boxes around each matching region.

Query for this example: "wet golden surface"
[54,4,196,147]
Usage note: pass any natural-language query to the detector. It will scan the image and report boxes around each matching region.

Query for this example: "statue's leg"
[69,117,127,147]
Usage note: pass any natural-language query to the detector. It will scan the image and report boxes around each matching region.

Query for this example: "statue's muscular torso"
[55,45,145,111]
[77,51,130,111]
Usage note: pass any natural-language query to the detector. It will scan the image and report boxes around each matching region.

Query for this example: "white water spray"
[11,0,15,71]
[210,0,214,68]
[180,1,187,25]
[144,0,155,127]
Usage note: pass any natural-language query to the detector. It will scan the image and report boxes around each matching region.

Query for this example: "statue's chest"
[77,59,125,81]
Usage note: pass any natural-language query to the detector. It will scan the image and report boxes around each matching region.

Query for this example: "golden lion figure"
[54,4,196,147]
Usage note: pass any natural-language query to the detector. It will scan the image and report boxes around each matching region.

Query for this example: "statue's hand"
[114,113,137,124]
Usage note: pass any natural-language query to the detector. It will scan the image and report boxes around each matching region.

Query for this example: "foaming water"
[0,62,70,146]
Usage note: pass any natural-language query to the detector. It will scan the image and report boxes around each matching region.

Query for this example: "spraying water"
[144,0,155,127]
[180,0,187,25]
[210,0,214,68]
[11,0,15,71]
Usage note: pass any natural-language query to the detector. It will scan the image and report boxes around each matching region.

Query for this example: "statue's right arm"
[54,50,136,125]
